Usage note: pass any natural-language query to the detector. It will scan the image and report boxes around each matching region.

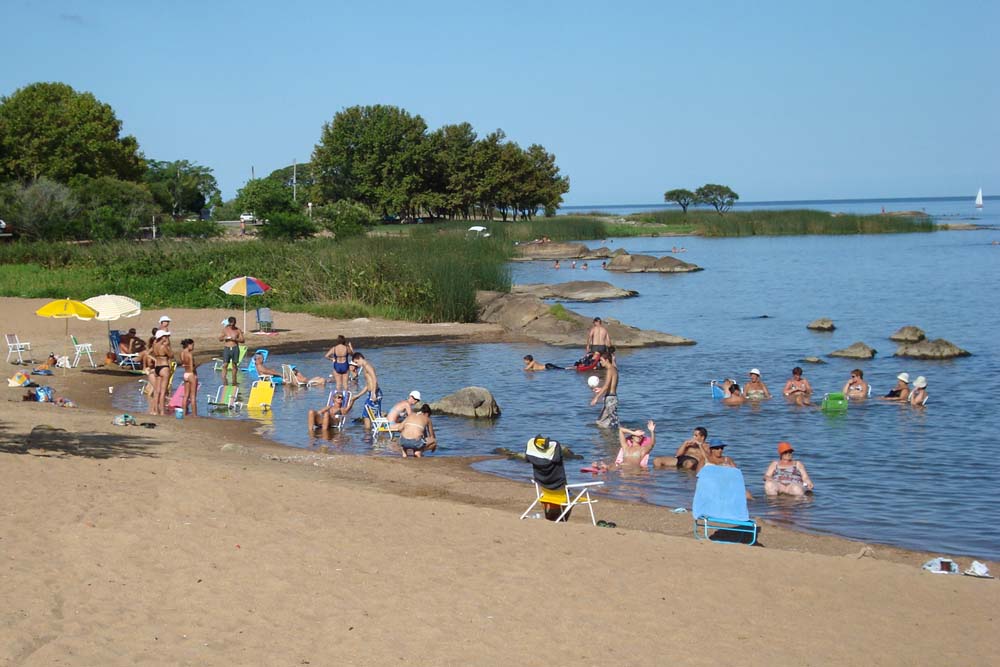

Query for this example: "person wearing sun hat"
[764,442,814,496]
[157,314,172,334]
[880,372,911,402]
[743,368,771,400]
[909,376,928,407]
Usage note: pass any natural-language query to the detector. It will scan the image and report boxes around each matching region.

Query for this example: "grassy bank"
[625,209,935,236]
[0,235,513,323]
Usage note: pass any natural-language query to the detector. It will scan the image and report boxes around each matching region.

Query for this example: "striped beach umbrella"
[219,276,272,332]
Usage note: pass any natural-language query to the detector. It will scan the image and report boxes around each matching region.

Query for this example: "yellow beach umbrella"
[35,298,99,368]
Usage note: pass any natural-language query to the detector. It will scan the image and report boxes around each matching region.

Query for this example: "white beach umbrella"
[83,294,142,322]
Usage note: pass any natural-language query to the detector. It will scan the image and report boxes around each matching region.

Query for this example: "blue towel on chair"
[692,465,749,522]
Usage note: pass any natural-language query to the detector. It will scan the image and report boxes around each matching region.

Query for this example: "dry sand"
[2,297,997,666]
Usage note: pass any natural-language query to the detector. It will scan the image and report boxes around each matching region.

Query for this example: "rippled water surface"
[115,219,1000,558]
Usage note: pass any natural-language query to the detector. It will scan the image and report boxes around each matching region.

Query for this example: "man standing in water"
[353,352,383,430]
[218,317,245,386]
[586,317,612,355]
[590,348,619,428]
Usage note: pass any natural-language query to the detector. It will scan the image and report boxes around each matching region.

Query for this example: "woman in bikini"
[612,420,656,470]
[782,366,813,405]
[842,368,869,400]
[180,338,197,417]
[743,368,771,400]
[324,335,354,391]
[763,442,814,496]
[151,330,173,416]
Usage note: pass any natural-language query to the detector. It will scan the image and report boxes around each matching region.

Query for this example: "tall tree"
[235,178,296,218]
[695,184,739,214]
[145,159,221,217]
[664,188,696,213]
[0,82,144,183]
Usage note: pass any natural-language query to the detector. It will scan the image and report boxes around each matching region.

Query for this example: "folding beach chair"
[246,349,270,379]
[364,403,394,438]
[108,330,141,370]
[256,307,273,332]
[247,379,275,410]
[325,390,351,429]
[6,333,32,364]
[70,335,96,368]
[520,479,605,525]
[281,364,306,386]
[692,465,758,545]
[207,385,242,411]
[213,344,248,372]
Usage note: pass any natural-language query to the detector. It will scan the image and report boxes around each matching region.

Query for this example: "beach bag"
[7,371,30,387]
[112,413,138,426]
[34,386,55,402]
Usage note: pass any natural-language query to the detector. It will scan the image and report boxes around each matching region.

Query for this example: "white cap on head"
[155,330,171,339]
[913,376,927,388]
[159,315,171,323]
[409,390,421,401]
[897,372,910,383]
[750,368,761,377]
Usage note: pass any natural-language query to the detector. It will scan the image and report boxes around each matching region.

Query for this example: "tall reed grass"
[630,209,935,236]
[0,236,513,323]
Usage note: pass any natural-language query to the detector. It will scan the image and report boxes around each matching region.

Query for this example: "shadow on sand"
[0,421,160,459]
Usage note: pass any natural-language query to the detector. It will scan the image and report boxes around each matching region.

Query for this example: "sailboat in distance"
[975,187,983,208]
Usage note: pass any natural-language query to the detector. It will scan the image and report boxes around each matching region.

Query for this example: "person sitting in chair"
[252,353,281,378]
[525,435,571,521]
[307,392,349,432]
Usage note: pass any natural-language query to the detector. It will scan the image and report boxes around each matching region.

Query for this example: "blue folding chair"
[692,465,758,545]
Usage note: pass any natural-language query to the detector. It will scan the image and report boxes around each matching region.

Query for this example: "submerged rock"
[807,318,836,331]
[893,338,970,359]
[516,242,614,260]
[889,325,926,343]
[512,281,638,302]
[830,342,877,359]
[476,291,695,347]
[605,253,702,273]
[430,386,500,419]
[800,356,827,364]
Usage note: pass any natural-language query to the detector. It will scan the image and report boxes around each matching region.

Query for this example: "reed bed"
[630,209,936,236]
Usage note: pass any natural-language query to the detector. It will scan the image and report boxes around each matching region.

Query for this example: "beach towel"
[692,465,750,522]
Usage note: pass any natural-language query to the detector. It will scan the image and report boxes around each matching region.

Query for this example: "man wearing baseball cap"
[386,390,422,427]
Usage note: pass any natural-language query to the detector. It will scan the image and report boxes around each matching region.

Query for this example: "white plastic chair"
[281,364,306,386]
[5,333,31,364]
[520,480,605,525]
[70,335,96,368]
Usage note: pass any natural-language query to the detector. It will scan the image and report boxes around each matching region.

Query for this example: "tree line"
[664,184,740,214]
[0,83,570,241]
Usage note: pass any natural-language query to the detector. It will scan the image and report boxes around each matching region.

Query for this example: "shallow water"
[114,222,1000,558]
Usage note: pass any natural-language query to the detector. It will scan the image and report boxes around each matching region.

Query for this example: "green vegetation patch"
[629,209,935,236]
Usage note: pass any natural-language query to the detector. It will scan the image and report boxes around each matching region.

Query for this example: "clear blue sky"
[3,0,997,204]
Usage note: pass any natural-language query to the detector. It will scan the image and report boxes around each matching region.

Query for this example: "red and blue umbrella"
[219,276,272,332]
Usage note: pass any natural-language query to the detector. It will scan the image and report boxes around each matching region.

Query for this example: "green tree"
[266,161,315,198]
[256,212,316,240]
[144,160,221,217]
[235,178,296,218]
[312,105,429,216]
[663,188,696,213]
[695,184,739,215]
[523,144,569,218]
[0,82,144,183]
[70,175,158,239]
[8,177,80,240]
[425,123,478,219]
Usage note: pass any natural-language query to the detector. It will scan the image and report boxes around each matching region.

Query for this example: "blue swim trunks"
[364,387,383,414]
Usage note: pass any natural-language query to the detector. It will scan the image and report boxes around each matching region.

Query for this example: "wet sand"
[2,297,998,665]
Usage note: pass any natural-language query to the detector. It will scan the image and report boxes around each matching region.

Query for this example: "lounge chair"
[281,364,305,386]
[324,390,351,429]
[207,384,242,411]
[256,307,273,333]
[364,403,394,438]
[692,465,758,545]
[70,335,96,368]
[108,330,141,370]
[247,379,275,409]
[246,349,270,379]
[5,333,32,364]
[520,479,604,525]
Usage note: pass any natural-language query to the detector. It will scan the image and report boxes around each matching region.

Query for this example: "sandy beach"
[2,297,998,666]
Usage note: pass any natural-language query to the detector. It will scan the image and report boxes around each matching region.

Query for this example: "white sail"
[975,188,983,208]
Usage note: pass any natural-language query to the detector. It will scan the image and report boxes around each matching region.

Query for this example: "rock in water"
[512,281,638,302]
[889,325,926,343]
[799,356,826,364]
[807,318,836,331]
[894,338,970,359]
[830,342,877,359]
[605,253,702,273]
[430,386,501,418]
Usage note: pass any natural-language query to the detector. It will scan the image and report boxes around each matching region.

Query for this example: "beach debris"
[807,318,836,331]
[829,342,877,359]
[112,414,137,426]
[848,545,876,559]
[921,557,959,574]
[671,507,688,513]
[963,561,993,578]
[893,338,970,359]
[429,386,501,418]
[220,443,251,455]
[889,325,925,343]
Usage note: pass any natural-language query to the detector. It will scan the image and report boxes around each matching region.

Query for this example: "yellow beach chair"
[247,379,275,410]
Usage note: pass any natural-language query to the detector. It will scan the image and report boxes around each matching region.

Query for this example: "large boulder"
[512,281,638,302]
[430,386,500,419]
[476,291,695,348]
[889,326,926,343]
[605,253,702,273]
[830,342,877,359]
[894,338,970,359]
[807,318,836,331]
[515,243,614,260]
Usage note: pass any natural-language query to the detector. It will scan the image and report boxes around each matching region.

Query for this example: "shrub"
[316,200,371,240]
[256,212,317,240]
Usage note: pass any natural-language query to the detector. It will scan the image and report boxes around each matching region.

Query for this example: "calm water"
[113,202,1000,558]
